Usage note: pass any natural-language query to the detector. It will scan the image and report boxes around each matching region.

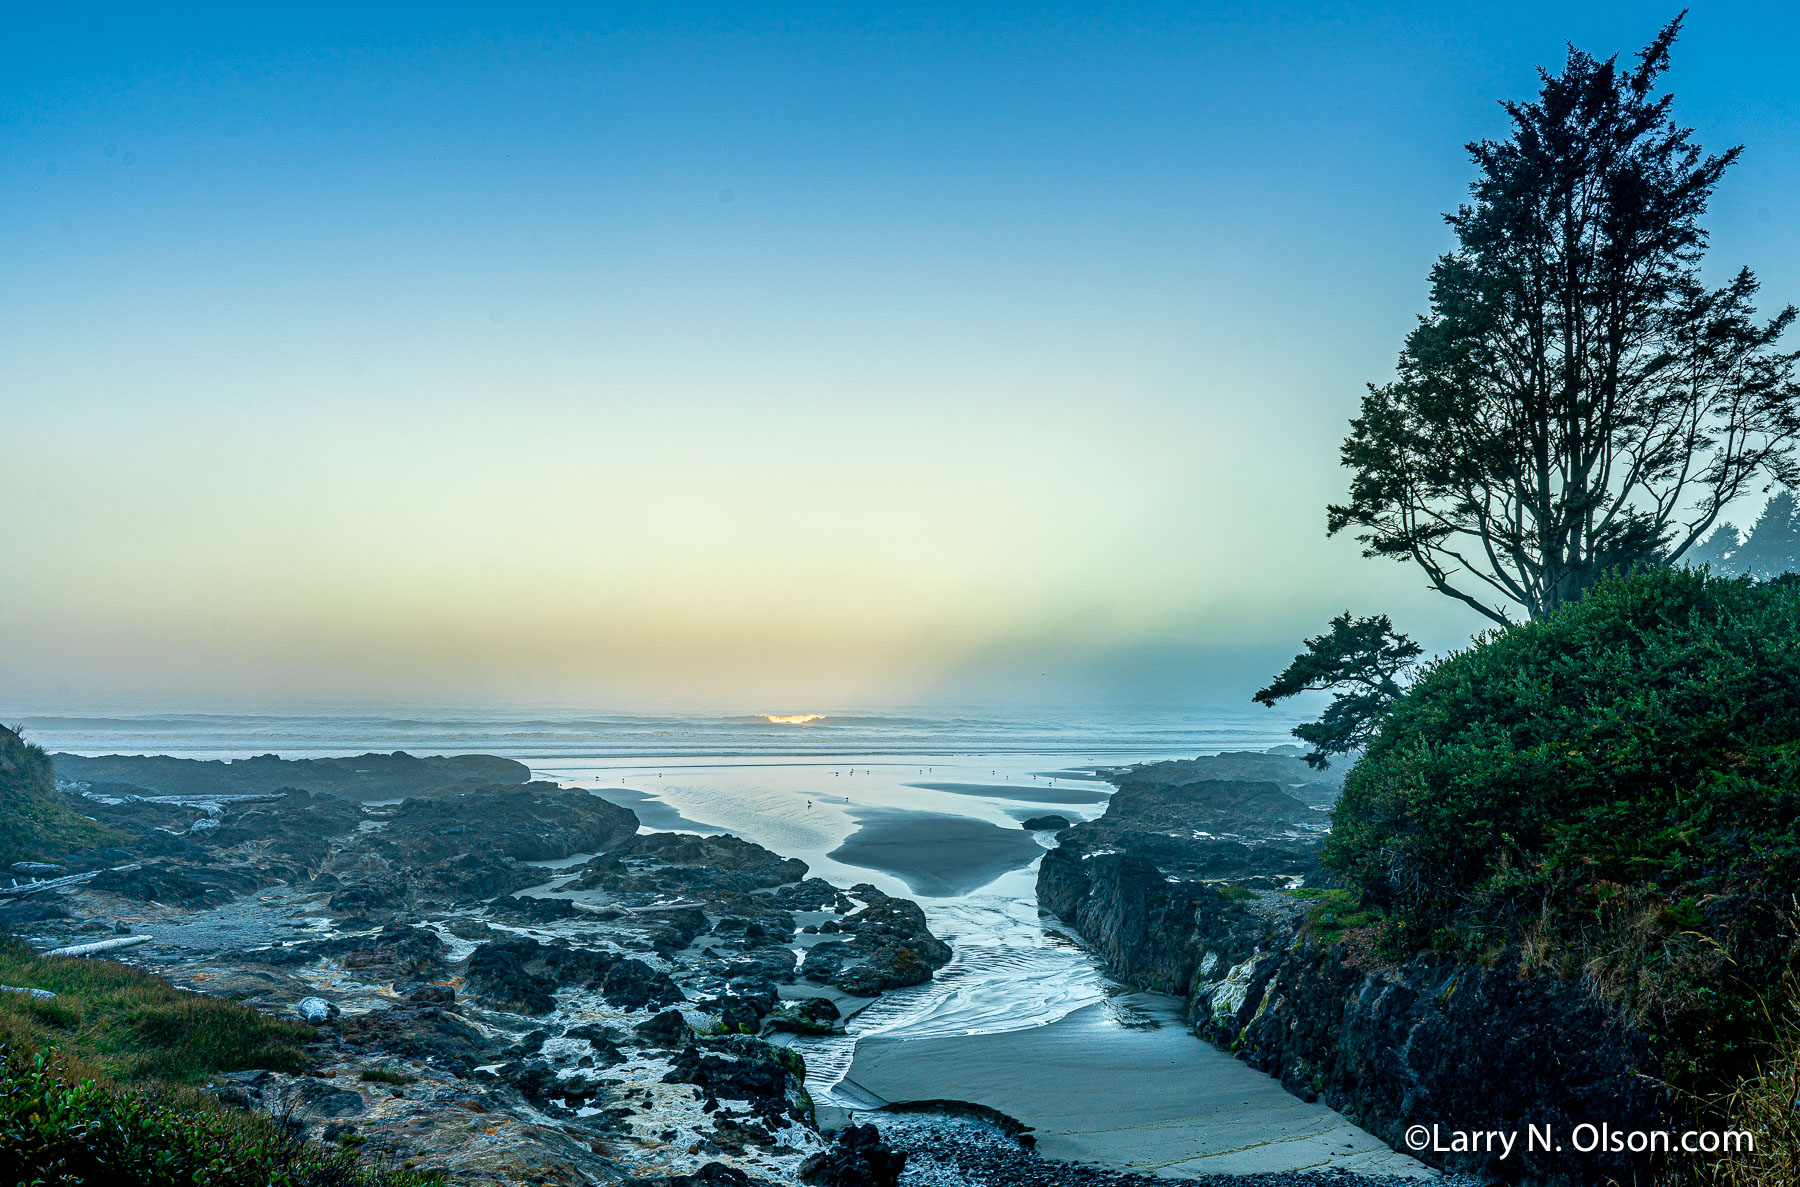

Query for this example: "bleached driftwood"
[43,935,152,958]
[0,863,142,899]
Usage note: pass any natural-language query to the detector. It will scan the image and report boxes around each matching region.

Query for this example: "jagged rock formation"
[1037,750,1663,1184]
[1211,943,1662,1184]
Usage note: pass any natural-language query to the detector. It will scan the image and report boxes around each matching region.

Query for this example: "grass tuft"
[0,934,309,1083]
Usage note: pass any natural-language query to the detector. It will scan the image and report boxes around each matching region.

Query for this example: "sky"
[3,2,1797,714]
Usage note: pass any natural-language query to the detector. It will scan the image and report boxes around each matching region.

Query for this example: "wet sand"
[589,786,723,834]
[828,807,1048,896]
[904,780,1112,805]
[842,994,1434,1180]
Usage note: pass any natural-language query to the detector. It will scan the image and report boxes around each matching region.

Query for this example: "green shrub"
[1325,568,1800,1085]
[0,1045,441,1186]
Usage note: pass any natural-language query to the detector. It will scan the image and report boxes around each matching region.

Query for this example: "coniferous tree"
[1329,16,1800,625]
[1254,614,1421,768]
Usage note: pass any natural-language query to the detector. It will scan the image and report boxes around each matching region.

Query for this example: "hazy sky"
[4,3,1797,713]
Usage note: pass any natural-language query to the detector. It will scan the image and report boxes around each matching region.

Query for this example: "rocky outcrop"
[1037,750,1666,1184]
[52,750,531,802]
[1037,847,1288,994]
[797,1124,905,1186]
[1207,943,1665,1184]
[1047,769,1326,885]
[20,756,951,1186]
[799,885,951,996]
[580,834,810,897]
[464,935,626,1014]
[375,782,638,864]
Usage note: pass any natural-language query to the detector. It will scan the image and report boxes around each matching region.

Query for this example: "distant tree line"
[1685,488,1800,580]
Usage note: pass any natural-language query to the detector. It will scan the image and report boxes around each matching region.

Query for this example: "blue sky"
[3,3,1797,711]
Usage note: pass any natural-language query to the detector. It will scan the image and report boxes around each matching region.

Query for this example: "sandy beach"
[827,806,1048,896]
[905,780,1113,805]
[841,993,1433,1180]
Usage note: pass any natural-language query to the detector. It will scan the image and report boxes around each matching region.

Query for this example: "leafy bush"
[1325,568,1800,1084]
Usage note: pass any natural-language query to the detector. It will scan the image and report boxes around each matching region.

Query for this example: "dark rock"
[564,1023,628,1065]
[500,1059,559,1103]
[798,1123,905,1187]
[329,1003,492,1078]
[579,833,807,897]
[602,958,685,1011]
[499,1059,601,1109]
[717,946,799,985]
[1038,848,1284,994]
[487,894,581,924]
[1221,943,1665,1183]
[625,1162,778,1187]
[376,783,638,864]
[633,1008,693,1047]
[336,923,449,982]
[661,1037,809,1123]
[204,791,366,873]
[763,997,841,1035]
[287,1077,365,1118]
[653,905,712,945]
[799,885,950,995]
[86,860,262,908]
[408,849,541,904]
[766,878,852,912]
[328,878,405,915]
[1019,814,1071,831]
[503,1028,553,1058]
[0,896,74,927]
[464,936,619,1015]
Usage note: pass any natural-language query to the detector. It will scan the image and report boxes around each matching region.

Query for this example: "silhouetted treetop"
[1329,15,1800,625]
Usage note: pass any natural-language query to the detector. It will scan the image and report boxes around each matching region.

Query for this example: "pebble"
[876,1112,1485,1187]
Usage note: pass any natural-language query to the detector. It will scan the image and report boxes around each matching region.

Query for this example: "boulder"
[602,958,685,1011]
[633,1008,694,1047]
[763,997,841,1035]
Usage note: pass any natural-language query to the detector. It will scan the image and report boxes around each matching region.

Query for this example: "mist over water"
[17,705,1301,761]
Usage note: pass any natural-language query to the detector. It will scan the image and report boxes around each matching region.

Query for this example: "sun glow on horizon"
[761,714,827,725]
